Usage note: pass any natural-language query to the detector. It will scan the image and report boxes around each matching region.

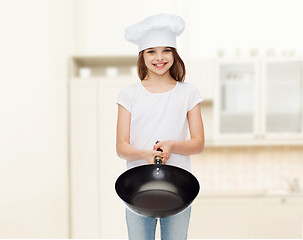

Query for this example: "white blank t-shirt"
[116,81,203,171]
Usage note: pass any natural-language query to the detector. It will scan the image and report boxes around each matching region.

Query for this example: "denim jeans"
[126,207,191,240]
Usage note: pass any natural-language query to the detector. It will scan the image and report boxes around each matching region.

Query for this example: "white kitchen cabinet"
[98,77,136,238]
[185,58,216,142]
[188,197,255,238]
[255,196,303,238]
[69,78,100,238]
[70,77,134,239]
[214,59,258,138]
[69,56,137,238]
[262,59,302,136]
[188,195,303,239]
[185,58,215,101]
[214,58,303,145]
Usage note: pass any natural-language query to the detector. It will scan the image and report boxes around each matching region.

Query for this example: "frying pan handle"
[154,141,163,164]
[154,155,163,164]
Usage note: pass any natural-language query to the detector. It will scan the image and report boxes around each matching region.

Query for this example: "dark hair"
[137,48,186,82]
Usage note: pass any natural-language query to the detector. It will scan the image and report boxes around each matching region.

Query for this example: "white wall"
[187,0,303,57]
[0,0,74,237]
[74,0,185,55]
[75,0,303,58]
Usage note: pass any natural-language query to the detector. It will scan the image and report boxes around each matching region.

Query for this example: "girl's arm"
[154,103,204,161]
[116,104,163,163]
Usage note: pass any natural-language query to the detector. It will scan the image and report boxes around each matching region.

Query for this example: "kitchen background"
[1,0,303,239]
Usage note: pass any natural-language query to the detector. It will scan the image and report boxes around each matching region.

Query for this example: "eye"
[147,50,155,54]
[164,49,172,53]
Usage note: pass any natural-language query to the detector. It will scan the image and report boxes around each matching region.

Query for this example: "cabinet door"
[215,61,259,138]
[70,76,136,239]
[70,79,100,238]
[188,197,255,238]
[98,77,136,238]
[186,59,215,100]
[256,197,303,238]
[263,60,302,135]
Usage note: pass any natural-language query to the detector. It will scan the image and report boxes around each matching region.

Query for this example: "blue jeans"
[126,207,191,240]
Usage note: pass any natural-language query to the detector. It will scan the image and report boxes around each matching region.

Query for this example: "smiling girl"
[116,13,205,240]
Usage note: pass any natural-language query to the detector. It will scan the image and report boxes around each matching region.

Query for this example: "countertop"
[198,190,303,198]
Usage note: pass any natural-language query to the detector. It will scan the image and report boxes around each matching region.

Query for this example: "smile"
[153,63,167,68]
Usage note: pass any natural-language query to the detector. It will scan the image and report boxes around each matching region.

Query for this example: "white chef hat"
[125,13,185,52]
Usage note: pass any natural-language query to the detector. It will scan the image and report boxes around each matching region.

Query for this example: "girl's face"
[143,47,174,78]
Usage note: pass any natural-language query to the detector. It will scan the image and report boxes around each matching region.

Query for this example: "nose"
[156,52,164,61]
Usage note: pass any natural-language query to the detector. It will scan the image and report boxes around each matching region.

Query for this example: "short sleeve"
[117,85,132,113]
[187,83,203,111]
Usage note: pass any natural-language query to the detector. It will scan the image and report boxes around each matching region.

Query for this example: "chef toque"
[125,13,185,52]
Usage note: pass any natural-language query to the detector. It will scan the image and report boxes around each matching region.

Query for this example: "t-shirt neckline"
[139,81,179,95]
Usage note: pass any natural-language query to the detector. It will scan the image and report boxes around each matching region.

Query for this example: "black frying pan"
[115,145,200,218]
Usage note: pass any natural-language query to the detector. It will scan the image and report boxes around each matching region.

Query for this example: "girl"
[116,13,204,240]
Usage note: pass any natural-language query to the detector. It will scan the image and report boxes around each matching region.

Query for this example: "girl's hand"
[153,141,174,164]
[142,150,164,164]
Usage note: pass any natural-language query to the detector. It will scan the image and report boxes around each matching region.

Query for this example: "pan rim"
[115,164,200,210]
